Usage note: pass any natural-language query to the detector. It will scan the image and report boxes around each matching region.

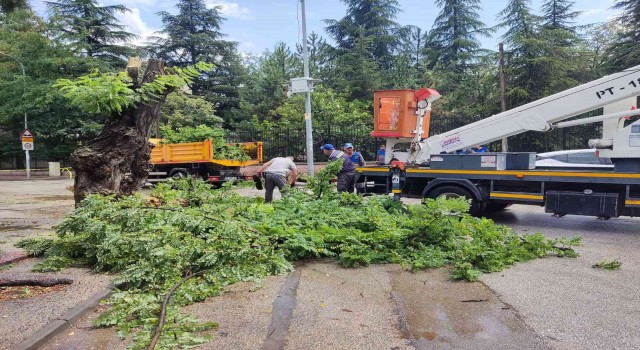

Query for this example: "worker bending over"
[257,156,298,203]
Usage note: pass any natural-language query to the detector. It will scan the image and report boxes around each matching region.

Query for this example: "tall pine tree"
[333,28,382,101]
[324,0,402,70]
[1,0,29,13]
[46,0,138,66]
[151,0,246,125]
[606,0,640,71]
[497,0,544,106]
[541,0,580,30]
[426,0,491,74]
[538,0,581,94]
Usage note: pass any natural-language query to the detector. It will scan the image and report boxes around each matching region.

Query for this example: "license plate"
[225,177,238,180]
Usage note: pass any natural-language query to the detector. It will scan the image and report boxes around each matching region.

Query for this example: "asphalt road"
[481,205,640,350]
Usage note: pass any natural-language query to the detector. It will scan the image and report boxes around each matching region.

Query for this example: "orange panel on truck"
[371,89,431,139]
[150,140,213,164]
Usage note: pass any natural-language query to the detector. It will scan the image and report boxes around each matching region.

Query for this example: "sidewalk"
[0,178,115,348]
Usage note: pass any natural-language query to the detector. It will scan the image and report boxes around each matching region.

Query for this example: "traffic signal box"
[371,89,431,139]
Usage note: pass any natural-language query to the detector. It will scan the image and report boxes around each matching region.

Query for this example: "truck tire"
[169,169,189,179]
[425,185,485,216]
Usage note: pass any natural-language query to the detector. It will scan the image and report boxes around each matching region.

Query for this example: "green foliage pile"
[16,163,580,348]
[159,125,250,161]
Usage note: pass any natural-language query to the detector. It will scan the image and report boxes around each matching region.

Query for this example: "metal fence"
[226,124,385,162]
[428,109,604,153]
[230,116,604,162]
[0,117,605,169]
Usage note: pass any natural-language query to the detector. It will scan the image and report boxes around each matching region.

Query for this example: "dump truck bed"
[149,139,262,167]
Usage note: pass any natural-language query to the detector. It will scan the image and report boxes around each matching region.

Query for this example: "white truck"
[357,66,640,218]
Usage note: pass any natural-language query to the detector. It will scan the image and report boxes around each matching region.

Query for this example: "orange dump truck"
[148,138,263,185]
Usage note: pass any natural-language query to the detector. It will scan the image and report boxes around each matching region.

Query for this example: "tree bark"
[71,59,166,204]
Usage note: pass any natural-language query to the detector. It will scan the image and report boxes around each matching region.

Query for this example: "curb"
[14,284,114,350]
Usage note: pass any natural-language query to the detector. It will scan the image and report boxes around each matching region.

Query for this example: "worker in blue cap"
[320,144,356,192]
[343,143,365,167]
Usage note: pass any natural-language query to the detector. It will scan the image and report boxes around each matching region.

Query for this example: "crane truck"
[356,66,640,219]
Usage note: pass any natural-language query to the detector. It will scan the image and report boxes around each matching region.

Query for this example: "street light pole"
[300,0,314,176]
[0,51,29,178]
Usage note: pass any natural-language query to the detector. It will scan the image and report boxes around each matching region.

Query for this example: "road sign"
[21,129,34,150]
[21,130,34,151]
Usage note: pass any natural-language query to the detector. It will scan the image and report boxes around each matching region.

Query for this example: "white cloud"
[117,8,162,46]
[580,8,606,17]
[206,1,253,19]
[238,41,255,51]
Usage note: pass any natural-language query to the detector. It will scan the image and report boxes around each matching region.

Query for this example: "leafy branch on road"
[16,175,580,349]
[593,259,622,270]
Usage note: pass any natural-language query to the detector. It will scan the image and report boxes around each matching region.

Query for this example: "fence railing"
[226,124,384,162]
[230,116,604,162]
[0,117,606,169]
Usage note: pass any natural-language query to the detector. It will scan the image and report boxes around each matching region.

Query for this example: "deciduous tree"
[54,60,211,203]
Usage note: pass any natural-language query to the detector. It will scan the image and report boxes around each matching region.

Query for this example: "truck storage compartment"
[504,152,536,170]
[429,152,535,170]
[430,153,507,170]
[545,191,621,218]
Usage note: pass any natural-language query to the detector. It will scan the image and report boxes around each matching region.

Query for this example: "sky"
[30,0,618,54]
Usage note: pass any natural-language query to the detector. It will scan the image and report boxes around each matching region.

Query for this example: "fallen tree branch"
[0,277,73,287]
[140,206,264,235]
[147,269,209,350]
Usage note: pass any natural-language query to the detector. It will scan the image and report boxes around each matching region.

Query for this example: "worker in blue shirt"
[344,143,365,166]
[472,145,488,153]
[321,144,356,192]
[456,145,488,154]
[376,144,386,165]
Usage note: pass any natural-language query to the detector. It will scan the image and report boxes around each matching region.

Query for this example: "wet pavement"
[43,261,546,350]
[1,180,640,349]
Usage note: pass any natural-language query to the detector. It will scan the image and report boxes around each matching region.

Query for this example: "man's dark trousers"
[337,172,355,193]
[265,173,287,202]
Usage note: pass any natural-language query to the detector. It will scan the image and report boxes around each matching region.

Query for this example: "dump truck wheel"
[170,169,189,179]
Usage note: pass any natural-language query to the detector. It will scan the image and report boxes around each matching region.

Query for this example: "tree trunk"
[71,59,166,204]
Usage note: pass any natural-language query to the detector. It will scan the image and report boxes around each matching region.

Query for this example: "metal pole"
[0,51,29,178]
[499,43,508,152]
[300,0,314,176]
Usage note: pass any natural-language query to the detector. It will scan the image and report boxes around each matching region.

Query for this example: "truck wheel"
[426,185,485,216]
[170,169,189,179]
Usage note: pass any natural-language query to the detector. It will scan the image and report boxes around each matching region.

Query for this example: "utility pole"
[0,51,29,178]
[499,43,508,152]
[300,0,314,176]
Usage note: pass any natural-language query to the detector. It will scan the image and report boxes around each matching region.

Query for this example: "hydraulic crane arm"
[408,65,640,164]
